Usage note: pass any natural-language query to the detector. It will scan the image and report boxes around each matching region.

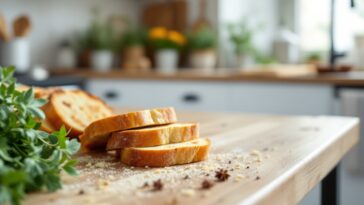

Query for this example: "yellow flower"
[149,27,168,39]
[168,30,186,46]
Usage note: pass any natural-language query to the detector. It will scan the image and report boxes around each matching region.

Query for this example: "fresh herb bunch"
[77,20,116,51]
[227,21,255,55]
[120,27,147,49]
[0,66,80,205]
[186,27,217,51]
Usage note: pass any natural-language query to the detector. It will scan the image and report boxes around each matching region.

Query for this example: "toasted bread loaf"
[43,89,113,137]
[106,123,198,150]
[82,107,177,149]
[121,138,210,167]
[17,86,60,133]
[40,118,57,133]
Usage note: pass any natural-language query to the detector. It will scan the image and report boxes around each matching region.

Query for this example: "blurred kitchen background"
[1,0,364,204]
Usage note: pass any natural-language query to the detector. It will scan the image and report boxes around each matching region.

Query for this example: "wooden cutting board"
[240,64,317,77]
[24,111,359,205]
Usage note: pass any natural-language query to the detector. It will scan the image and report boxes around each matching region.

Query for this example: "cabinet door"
[227,83,334,115]
[86,80,228,112]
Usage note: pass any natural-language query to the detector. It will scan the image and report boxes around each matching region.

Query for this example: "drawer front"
[86,80,228,111]
[227,83,333,115]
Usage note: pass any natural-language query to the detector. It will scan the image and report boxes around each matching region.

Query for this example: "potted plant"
[186,27,217,69]
[76,20,116,71]
[227,22,256,68]
[305,51,322,66]
[89,21,116,71]
[120,27,151,72]
[148,27,186,72]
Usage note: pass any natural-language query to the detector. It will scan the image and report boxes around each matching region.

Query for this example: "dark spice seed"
[215,169,230,182]
[152,179,163,191]
[201,180,214,190]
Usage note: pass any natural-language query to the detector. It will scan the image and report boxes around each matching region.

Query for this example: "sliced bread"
[106,123,199,150]
[121,138,210,167]
[43,89,113,137]
[18,86,60,133]
[82,107,177,149]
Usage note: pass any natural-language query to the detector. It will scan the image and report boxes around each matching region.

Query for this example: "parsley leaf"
[0,66,80,205]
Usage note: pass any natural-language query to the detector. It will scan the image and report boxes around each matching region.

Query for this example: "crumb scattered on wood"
[141,182,149,188]
[97,179,109,189]
[180,189,196,197]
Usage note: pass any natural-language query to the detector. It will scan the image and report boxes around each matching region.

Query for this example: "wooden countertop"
[51,69,364,87]
[25,111,359,205]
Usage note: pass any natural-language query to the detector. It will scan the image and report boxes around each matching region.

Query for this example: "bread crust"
[44,89,113,137]
[40,118,56,133]
[82,107,177,149]
[106,123,198,150]
[121,138,210,167]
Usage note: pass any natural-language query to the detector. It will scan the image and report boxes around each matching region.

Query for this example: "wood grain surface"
[25,111,359,205]
[51,69,364,87]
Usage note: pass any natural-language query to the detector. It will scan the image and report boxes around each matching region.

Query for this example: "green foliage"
[120,27,147,48]
[186,27,217,51]
[149,39,181,50]
[0,66,80,205]
[227,21,256,55]
[305,51,322,61]
[77,20,116,51]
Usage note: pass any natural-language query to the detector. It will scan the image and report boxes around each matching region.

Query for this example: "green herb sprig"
[0,66,80,205]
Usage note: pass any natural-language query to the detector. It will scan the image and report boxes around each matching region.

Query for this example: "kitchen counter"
[51,69,364,87]
[25,111,359,205]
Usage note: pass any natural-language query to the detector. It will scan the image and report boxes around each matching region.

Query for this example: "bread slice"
[106,123,199,150]
[82,107,177,149]
[17,86,61,133]
[121,138,210,167]
[43,89,113,137]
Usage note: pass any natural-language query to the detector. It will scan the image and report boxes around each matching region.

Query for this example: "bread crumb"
[94,162,108,168]
[250,150,263,162]
[97,179,109,189]
[154,169,162,174]
[181,189,196,197]
[234,174,245,182]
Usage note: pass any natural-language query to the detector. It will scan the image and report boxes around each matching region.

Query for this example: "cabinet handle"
[182,93,200,103]
[104,91,119,100]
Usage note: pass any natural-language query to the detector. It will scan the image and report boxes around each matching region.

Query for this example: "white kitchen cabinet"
[87,80,334,115]
[86,80,228,112]
[227,83,334,115]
